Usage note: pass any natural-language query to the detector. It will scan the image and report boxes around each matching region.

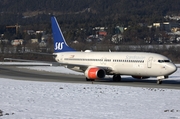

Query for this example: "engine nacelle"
[132,76,150,79]
[85,67,105,79]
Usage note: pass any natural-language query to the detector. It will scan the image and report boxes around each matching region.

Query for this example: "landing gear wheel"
[86,78,90,81]
[86,78,95,81]
[113,75,121,82]
[157,80,162,84]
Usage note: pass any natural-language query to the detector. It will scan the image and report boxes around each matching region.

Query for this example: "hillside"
[0,0,180,25]
[1,0,180,62]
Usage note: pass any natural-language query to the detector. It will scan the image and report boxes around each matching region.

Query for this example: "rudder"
[51,16,75,52]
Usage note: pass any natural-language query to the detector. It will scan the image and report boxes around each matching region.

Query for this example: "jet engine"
[85,67,105,79]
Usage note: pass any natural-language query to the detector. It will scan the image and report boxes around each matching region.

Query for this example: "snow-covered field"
[0,64,180,119]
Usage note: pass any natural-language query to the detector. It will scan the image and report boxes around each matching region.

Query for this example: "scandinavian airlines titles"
[55,42,64,50]
[126,55,145,60]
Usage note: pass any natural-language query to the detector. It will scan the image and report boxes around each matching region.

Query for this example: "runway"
[0,66,180,89]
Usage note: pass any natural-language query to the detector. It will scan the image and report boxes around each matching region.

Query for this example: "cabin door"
[147,57,153,68]
[101,57,106,65]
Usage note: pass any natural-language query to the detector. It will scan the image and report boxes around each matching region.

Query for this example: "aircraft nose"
[167,63,177,74]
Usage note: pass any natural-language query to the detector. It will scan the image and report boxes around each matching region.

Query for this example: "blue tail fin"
[51,16,75,52]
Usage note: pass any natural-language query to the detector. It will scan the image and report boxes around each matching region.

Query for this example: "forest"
[0,0,180,25]
[1,0,180,43]
[0,0,180,62]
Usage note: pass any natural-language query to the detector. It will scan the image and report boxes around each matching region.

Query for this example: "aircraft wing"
[1,58,60,66]
[4,58,48,62]
[61,63,113,74]
[0,62,52,66]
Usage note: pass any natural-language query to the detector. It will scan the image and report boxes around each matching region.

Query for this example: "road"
[0,66,180,89]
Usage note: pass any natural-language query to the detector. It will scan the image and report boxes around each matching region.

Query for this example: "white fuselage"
[54,51,177,77]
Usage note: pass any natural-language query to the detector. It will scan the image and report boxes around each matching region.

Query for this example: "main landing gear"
[113,74,121,82]
[86,78,95,81]
[86,75,122,82]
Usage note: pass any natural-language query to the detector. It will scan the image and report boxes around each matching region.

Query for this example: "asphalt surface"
[0,66,180,89]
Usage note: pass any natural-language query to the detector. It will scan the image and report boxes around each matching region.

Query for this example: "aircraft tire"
[157,80,162,84]
[86,78,95,81]
[86,78,90,81]
[113,75,121,82]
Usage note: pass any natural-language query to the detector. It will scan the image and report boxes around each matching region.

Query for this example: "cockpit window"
[158,60,171,63]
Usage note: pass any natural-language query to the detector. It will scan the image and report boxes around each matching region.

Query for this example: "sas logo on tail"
[55,42,64,50]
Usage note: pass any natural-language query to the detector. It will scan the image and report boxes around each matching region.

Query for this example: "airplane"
[51,16,177,84]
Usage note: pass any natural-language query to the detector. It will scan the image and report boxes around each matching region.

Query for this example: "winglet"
[51,16,75,52]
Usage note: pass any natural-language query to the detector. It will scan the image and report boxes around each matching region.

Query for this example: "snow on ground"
[22,66,83,75]
[0,64,180,119]
[1,78,180,119]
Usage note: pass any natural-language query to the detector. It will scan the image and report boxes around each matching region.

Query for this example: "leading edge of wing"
[61,63,113,73]
[2,58,60,66]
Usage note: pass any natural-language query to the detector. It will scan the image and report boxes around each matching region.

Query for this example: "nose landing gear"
[157,79,162,84]
[157,76,168,84]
